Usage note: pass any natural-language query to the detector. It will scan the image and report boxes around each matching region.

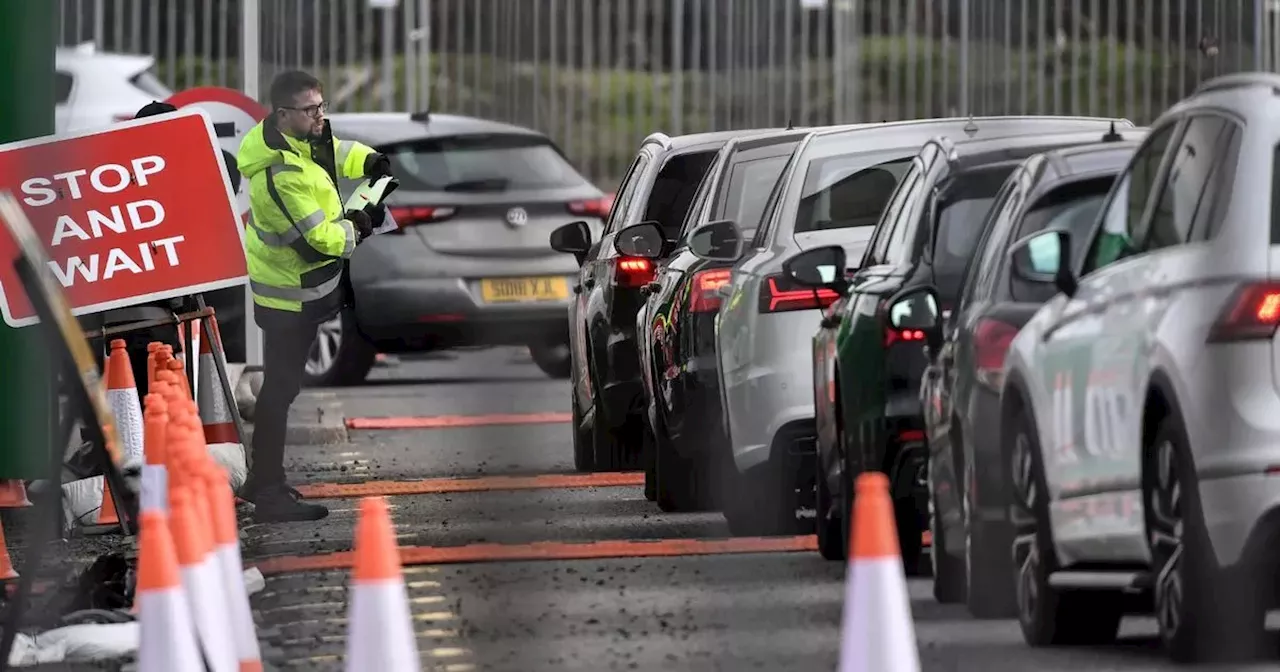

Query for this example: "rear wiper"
[441,178,510,192]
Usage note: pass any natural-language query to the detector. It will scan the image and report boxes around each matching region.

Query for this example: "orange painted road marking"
[294,471,644,499]
[254,536,820,575]
[346,412,572,430]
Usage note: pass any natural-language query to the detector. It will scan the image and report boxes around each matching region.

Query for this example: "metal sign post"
[241,0,264,368]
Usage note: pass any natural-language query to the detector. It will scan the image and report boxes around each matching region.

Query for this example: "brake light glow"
[758,274,840,313]
[568,194,614,218]
[1207,281,1280,342]
[973,318,1019,389]
[387,205,456,231]
[884,328,927,347]
[690,268,732,312]
[615,257,655,289]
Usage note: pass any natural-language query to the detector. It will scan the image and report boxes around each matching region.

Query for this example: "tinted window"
[718,155,790,235]
[606,153,651,233]
[1145,116,1229,251]
[54,71,73,104]
[965,178,1022,305]
[678,162,719,240]
[1086,123,1178,272]
[1189,120,1241,243]
[931,166,1016,282]
[643,151,717,236]
[867,159,924,265]
[384,134,589,192]
[794,153,913,233]
[1009,191,1109,303]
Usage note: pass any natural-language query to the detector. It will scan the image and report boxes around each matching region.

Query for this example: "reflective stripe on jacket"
[236,119,375,318]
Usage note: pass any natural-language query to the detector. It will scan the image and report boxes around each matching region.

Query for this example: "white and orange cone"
[170,487,238,672]
[195,318,247,487]
[0,480,32,508]
[837,472,920,672]
[107,339,146,464]
[136,510,202,671]
[206,461,263,671]
[344,497,421,672]
[140,394,169,515]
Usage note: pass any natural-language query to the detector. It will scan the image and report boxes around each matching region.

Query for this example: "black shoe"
[252,485,329,523]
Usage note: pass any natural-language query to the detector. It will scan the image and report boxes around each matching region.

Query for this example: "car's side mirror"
[614,220,665,259]
[550,220,593,266]
[1009,228,1077,298]
[885,285,943,351]
[688,219,743,261]
[782,245,849,295]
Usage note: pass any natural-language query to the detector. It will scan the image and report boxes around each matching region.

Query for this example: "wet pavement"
[242,347,1259,672]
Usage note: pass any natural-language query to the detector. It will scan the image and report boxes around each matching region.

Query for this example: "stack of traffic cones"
[345,497,422,670]
[140,395,169,514]
[837,472,920,672]
[139,363,264,671]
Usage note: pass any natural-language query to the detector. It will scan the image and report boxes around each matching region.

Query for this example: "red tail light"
[387,205,456,231]
[1207,281,1280,342]
[973,318,1019,389]
[884,327,928,347]
[568,194,613,218]
[690,268,732,312]
[615,257,655,289]
[758,273,840,313]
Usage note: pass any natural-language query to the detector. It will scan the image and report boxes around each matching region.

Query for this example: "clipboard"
[344,175,401,235]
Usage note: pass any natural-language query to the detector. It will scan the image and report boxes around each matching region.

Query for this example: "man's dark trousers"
[248,306,320,488]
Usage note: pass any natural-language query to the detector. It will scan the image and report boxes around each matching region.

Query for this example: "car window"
[794,154,913,233]
[718,154,791,238]
[643,151,717,238]
[866,158,925,265]
[931,165,1016,285]
[677,163,719,242]
[750,151,798,248]
[1188,120,1242,243]
[384,133,591,192]
[964,178,1022,307]
[1009,190,1110,303]
[54,71,73,105]
[605,153,651,234]
[1144,115,1229,252]
[1083,122,1179,274]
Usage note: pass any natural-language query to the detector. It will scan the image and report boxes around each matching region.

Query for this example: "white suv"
[56,43,173,134]
[988,72,1280,663]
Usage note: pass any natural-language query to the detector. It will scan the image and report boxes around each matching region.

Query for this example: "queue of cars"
[551,72,1280,664]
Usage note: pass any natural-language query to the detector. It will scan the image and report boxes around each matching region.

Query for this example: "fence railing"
[57,0,1280,185]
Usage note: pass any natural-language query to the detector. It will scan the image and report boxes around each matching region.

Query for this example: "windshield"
[794,153,912,233]
[383,134,590,191]
[129,68,172,99]
[718,154,789,237]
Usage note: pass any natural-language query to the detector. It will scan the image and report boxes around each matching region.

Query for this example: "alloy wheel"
[1148,437,1184,642]
[1010,430,1041,626]
[306,315,343,376]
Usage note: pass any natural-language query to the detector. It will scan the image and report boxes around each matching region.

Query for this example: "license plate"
[480,276,569,303]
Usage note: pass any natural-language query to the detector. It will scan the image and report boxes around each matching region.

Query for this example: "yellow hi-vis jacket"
[237,119,376,319]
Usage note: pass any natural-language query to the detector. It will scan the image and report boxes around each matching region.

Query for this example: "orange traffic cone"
[0,480,32,508]
[106,339,146,463]
[837,472,920,672]
[96,426,121,528]
[205,461,263,670]
[141,395,169,515]
[0,517,18,581]
[146,342,162,387]
[171,488,237,672]
[166,358,193,402]
[136,510,202,671]
[196,318,239,446]
[345,497,421,671]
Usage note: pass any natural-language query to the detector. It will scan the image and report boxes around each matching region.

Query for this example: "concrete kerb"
[230,365,349,446]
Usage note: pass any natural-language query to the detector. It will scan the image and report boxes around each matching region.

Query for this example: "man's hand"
[346,209,374,241]
[364,153,393,180]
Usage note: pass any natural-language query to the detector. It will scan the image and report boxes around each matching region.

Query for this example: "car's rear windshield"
[932,166,1018,277]
[794,152,913,233]
[382,133,589,191]
[718,154,790,236]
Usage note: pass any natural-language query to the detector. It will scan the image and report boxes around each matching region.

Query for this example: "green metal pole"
[0,2,57,480]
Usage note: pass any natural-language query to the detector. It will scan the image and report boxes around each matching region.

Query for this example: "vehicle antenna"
[1102,121,1123,142]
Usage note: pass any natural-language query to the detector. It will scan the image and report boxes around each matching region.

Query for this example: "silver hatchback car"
[316,112,610,385]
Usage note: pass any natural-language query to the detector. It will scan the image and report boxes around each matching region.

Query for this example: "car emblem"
[505,207,528,228]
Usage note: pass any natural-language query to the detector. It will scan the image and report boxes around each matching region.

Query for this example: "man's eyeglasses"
[282,101,327,118]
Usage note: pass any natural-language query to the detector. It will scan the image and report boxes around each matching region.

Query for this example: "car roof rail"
[641,132,673,149]
[1194,72,1280,96]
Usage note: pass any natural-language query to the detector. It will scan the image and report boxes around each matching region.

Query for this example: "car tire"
[529,342,572,379]
[929,497,966,604]
[303,309,376,387]
[1007,402,1122,647]
[654,414,702,513]
[895,497,925,577]
[815,456,845,561]
[1144,413,1267,663]
[571,391,595,472]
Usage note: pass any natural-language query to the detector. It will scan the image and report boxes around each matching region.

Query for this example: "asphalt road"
[243,347,1271,672]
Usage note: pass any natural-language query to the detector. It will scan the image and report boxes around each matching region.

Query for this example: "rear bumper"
[353,276,570,348]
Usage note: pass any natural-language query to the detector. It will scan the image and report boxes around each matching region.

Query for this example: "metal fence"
[57,0,1280,185]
